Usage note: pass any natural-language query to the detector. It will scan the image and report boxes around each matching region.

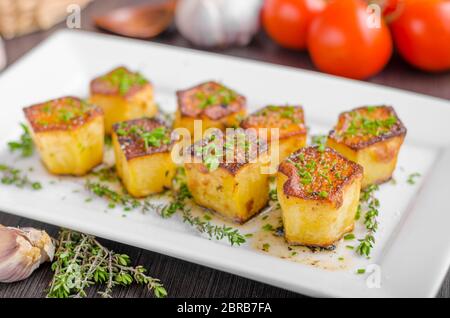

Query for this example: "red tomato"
[262,0,327,50]
[307,0,393,79]
[374,0,404,16]
[390,0,450,72]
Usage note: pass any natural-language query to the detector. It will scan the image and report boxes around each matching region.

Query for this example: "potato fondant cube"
[112,118,176,198]
[327,106,406,188]
[277,147,363,247]
[23,97,104,176]
[90,66,158,134]
[174,81,246,140]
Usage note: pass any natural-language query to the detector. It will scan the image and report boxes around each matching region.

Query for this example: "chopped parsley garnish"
[356,268,366,274]
[287,150,345,199]
[319,191,329,199]
[8,123,34,157]
[262,243,270,252]
[140,127,170,149]
[117,124,171,150]
[104,68,148,96]
[58,109,75,122]
[0,164,42,190]
[195,86,237,109]
[342,110,398,138]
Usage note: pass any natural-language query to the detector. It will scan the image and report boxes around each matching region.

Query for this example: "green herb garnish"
[319,191,329,199]
[105,68,148,96]
[355,185,379,257]
[356,234,375,258]
[311,135,327,152]
[262,224,274,232]
[0,164,42,190]
[356,268,366,275]
[48,229,166,298]
[407,172,421,185]
[8,123,34,157]
[344,233,355,241]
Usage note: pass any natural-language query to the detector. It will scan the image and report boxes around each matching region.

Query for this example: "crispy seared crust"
[23,97,103,133]
[328,106,407,151]
[188,131,268,175]
[113,118,174,161]
[240,105,307,140]
[176,81,246,120]
[90,66,151,100]
[278,147,363,208]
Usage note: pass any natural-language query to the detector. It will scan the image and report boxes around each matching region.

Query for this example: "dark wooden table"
[1,0,449,298]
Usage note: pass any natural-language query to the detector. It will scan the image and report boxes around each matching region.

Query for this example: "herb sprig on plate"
[85,168,247,247]
[8,123,34,157]
[355,185,379,257]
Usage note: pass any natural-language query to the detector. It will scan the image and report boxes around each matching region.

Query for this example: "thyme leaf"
[8,123,34,157]
[355,185,379,257]
[0,164,42,190]
[47,229,166,298]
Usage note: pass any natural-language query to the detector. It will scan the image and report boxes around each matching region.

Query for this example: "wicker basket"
[0,0,92,39]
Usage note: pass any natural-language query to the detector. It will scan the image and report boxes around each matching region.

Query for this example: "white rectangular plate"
[1,30,449,298]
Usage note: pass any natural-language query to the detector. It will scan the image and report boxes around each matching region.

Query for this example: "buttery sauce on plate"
[189,203,353,271]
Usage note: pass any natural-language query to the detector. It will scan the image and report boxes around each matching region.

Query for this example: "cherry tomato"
[373,0,404,16]
[307,0,393,79]
[262,0,327,50]
[390,0,450,72]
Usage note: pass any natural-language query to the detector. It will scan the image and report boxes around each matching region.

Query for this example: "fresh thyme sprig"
[90,166,119,183]
[85,180,153,213]
[85,171,247,246]
[8,123,34,157]
[161,183,192,218]
[355,185,379,257]
[182,209,246,246]
[0,164,42,190]
[356,234,375,257]
[48,229,166,298]
[162,178,247,246]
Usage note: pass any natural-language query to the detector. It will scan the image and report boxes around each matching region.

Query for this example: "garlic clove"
[0,226,55,283]
[14,227,55,264]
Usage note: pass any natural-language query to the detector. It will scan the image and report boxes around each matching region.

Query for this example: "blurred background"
[0,0,449,100]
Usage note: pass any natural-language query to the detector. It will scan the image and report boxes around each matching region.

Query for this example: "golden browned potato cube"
[90,66,158,134]
[23,97,104,176]
[112,118,176,198]
[174,81,246,140]
[240,105,307,162]
[184,131,270,223]
[327,106,406,188]
[277,147,363,247]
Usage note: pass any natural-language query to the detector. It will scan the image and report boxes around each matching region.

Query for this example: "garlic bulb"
[0,225,54,283]
[175,0,263,48]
